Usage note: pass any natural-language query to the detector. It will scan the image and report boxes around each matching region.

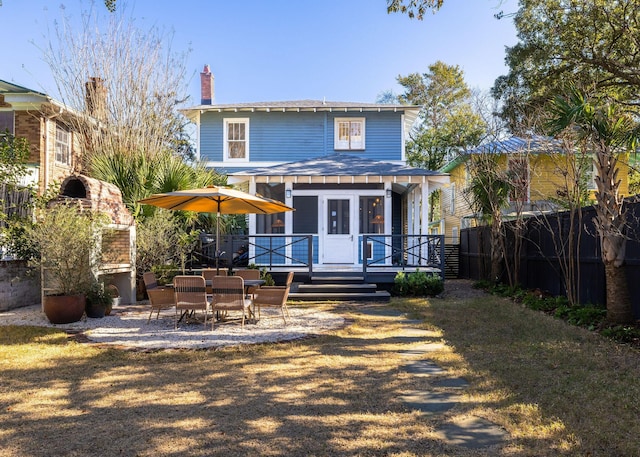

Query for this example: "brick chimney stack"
[200,64,214,105]
[85,77,107,120]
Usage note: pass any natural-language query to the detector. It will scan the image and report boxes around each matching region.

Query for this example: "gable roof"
[230,153,447,179]
[440,135,561,173]
[0,79,48,97]
[0,78,71,114]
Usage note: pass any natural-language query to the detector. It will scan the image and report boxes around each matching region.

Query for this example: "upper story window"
[55,123,71,166]
[0,111,14,134]
[334,118,365,150]
[224,118,249,160]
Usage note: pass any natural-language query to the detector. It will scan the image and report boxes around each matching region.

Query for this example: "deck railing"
[193,233,444,277]
[363,234,445,278]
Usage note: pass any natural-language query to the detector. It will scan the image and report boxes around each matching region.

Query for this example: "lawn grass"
[399,289,640,456]
[1,282,639,456]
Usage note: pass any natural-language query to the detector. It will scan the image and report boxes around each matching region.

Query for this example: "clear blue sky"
[1,0,518,106]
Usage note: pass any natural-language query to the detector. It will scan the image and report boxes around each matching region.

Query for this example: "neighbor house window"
[55,123,71,166]
[224,118,249,160]
[334,118,365,150]
[449,183,456,214]
[0,111,14,134]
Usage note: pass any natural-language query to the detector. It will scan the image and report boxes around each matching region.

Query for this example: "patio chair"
[202,268,227,295]
[234,269,261,298]
[211,275,253,329]
[146,287,175,323]
[173,275,210,330]
[252,271,293,325]
[143,271,167,291]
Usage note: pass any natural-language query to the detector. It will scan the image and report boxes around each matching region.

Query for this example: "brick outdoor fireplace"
[51,174,136,304]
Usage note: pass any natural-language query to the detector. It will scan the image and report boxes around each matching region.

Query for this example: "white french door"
[322,196,355,263]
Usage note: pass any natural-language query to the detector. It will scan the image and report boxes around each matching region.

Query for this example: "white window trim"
[55,123,71,166]
[334,117,365,151]
[223,118,250,161]
[449,182,456,214]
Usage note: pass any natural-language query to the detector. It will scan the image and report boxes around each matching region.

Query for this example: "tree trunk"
[604,262,634,324]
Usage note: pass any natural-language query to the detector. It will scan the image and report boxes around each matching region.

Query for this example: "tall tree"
[398,61,486,172]
[398,62,486,223]
[494,0,640,129]
[42,3,191,167]
[547,87,640,324]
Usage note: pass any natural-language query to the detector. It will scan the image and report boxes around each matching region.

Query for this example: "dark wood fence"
[459,199,640,317]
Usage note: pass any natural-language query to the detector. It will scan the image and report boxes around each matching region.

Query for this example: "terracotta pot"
[43,294,86,324]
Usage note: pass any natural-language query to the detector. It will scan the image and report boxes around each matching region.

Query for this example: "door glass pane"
[328,199,349,234]
[359,196,384,233]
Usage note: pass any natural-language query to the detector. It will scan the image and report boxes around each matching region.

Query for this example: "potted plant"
[31,202,109,324]
[85,281,115,318]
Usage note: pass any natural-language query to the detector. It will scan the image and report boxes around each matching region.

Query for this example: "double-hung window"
[0,111,14,134]
[334,118,365,150]
[224,118,249,160]
[55,123,71,166]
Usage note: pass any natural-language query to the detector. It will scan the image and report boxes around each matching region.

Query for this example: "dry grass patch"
[2,283,639,456]
[0,305,467,457]
[398,282,640,456]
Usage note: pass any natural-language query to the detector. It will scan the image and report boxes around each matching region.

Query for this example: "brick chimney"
[85,77,107,120]
[200,64,214,105]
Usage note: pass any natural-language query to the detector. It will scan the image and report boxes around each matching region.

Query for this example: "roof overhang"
[181,101,422,133]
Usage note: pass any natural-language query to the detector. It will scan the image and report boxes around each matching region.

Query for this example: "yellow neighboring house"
[436,136,630,243]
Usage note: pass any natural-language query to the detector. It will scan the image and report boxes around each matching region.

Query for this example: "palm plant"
[464,152,512,283]
[547,87,640,324]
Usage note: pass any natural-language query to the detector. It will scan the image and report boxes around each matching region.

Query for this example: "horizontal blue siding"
[200,114,224,161]
[326,112,402,162]
[199,110,404,164]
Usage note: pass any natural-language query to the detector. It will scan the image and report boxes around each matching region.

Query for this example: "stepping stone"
[432,377,469,389]
[397,328,434,337]
[400,390,461,416]
[401,319,424,325]
[400,342,445,356]
[392,336,428,344]
[359,308,405,317]
[401,360,445,376]
[434,416,508,449]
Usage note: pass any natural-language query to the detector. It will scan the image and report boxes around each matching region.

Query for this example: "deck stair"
[289,273,390,302]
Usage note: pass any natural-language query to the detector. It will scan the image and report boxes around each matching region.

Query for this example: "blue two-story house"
[181,66,449,272]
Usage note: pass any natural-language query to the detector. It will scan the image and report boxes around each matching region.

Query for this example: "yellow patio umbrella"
[138,185,293,272]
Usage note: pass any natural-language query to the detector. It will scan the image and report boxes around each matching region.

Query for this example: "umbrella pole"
[216,211,220,275]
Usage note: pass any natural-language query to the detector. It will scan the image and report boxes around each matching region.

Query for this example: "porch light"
[386,189,392,198]
[285,189,292,199]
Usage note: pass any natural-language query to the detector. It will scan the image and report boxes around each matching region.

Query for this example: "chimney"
[200,64,214,105]
[85,77,107,120]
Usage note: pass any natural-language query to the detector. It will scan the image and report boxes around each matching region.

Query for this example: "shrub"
[601,325,640,344]
[393,271,443,297]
